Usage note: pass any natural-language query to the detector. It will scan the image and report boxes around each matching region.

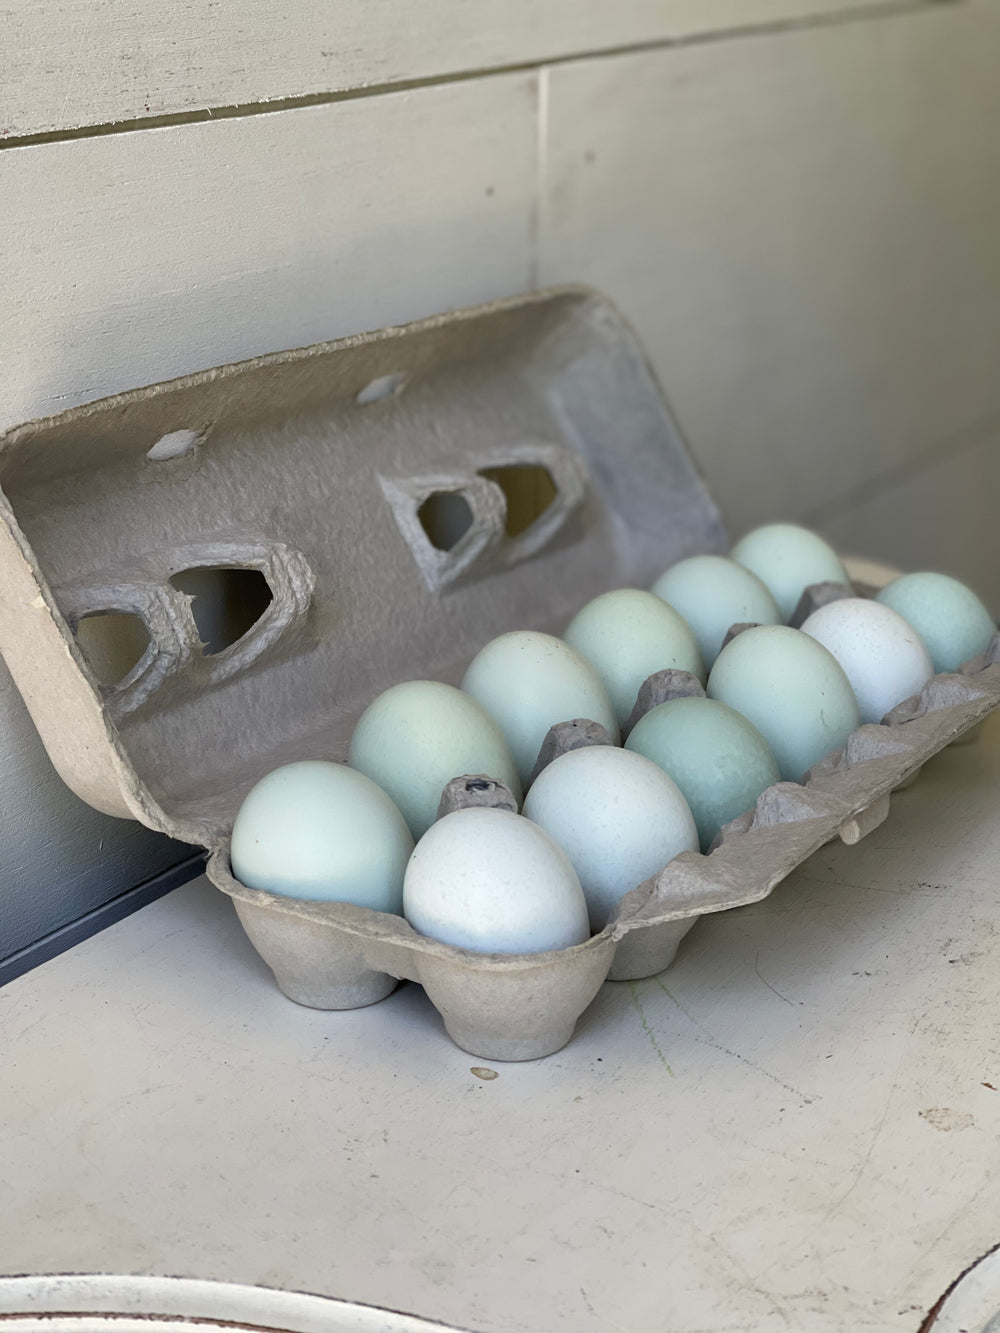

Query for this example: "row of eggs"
[231,523,996,955]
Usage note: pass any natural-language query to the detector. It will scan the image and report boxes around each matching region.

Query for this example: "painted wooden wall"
[3,0,999,971]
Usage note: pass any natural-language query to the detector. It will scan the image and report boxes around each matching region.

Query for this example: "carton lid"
[0,287,724,846]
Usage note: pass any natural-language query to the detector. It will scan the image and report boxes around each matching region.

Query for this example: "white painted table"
[5,719,1000,1333]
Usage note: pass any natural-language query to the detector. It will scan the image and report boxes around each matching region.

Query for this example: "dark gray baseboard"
[0,852,206,988]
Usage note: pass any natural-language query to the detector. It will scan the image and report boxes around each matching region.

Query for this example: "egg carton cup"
[1,285,997,1062]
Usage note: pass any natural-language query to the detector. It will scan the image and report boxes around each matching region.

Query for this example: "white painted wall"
[3,0,999,961]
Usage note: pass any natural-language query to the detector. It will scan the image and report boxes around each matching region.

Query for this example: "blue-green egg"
[707,625,860,782]
[730,523,849,622]
[625,697,780,850]
[564,589,704,729]
[230,760,413,911]
[462,631,619,787]
[875,572,995,674]
[349,680,521,839]
[653,554,781,667]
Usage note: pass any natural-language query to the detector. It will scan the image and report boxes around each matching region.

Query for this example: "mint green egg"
[349,680,522,839]
[230,760,413,910]
[730,523,849,622]
[707,625,860,782]
[653,554,781,667]
[625,697,780,850]
[462,631,619,787]
[875,572,995,673]
[564,589,704,729]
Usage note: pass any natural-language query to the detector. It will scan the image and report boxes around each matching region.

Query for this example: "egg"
[652,554,782,668]
[461,631,619,787]
[625,697,780,850]
[730,523,850,622]
[403,806,591,953]
[707,625,861,781]
[875,572,996,674]
[230,760,413,910]
[348,680,521,839]
[800,598,935,724]
[564,589,704,729]
[522,745,699,931]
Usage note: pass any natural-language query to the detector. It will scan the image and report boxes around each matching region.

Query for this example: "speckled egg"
[230,760,413,911]
[652,554,782,668]
[625,696,780,850]
[800,598,935,724]
[523,745,699,931]
[707,625,860,781]
[461,631,619,787]
[403,807,591,954]
[349,680,521,839]
[564,588,704,729]
[875,572,996,674]
[730,523,850,622]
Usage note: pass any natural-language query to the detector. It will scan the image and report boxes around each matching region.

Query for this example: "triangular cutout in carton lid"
[0,287,724,846]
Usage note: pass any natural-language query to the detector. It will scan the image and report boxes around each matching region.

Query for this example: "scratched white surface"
[5,716,1000,1331]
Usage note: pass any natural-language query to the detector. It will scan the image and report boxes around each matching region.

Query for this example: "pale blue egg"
[349,681,521,839]
[230,760,413,910]
[707,626,860,781]
[403,807,591,954]
[875,572,996,674]
[800,598,934,723]
[523,745,699,931]
[462,631,619,787]
[625,697,780,850]
[564,589,704,729]
[730,523,849,622]
[653,554,781,667]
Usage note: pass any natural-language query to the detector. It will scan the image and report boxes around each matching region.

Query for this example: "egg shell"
[522,745,699,931]
[230,760,414,910]
[403,806,591,954]
[707,625,861,782]
[874,572,996,674]
[625,696,780,851]
[461,631,619,787]
[348,680,521,839]
[730,523,850,622]
[800,598,935,724]
[564,588,704,729]
[652,554,782,668]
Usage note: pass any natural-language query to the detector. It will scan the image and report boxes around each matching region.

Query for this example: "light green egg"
[230,760,413,910]
[707,625,860,782]
[564,589,704,729]
[875,572,995,674]
[730,523,849,622]
[652,554,782,667]
[462,631,619,787]
[349,680,522,839]
[625,697,780,850]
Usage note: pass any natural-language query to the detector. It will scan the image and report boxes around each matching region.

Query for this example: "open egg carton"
[1,286,998,1061]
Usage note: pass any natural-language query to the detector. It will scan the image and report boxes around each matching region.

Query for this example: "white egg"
[230,760,413,910]
[523,745,699,931]
[461,631,619,787]
[707,625,860,781]
[730,523,850,622]
[403,807,591,954]
[625,697,780,850]
[563,589,704,729]
[348,680,521,839]
[800,598,935,724]
[875,572,996,674]
[652,554,781,667]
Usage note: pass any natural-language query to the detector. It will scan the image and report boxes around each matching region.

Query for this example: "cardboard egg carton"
[1,286,997,1061]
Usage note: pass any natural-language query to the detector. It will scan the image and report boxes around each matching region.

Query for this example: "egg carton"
[1,286,997,1062]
